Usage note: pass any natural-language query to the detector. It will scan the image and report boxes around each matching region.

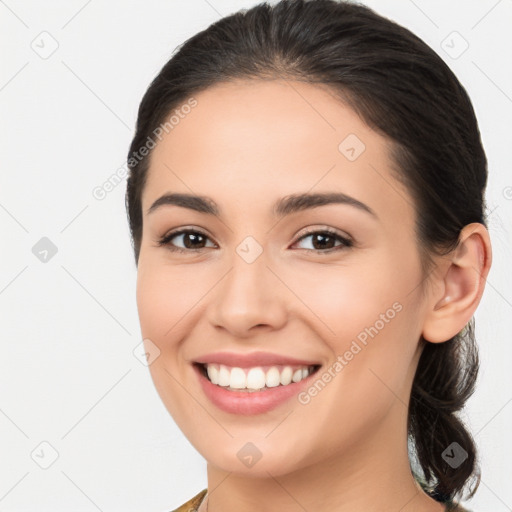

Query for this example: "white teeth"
[203,363,315,390]
[280,366,293,386]
[230,367,247,389]
[292,369,303,382]
[247,367,266,390]
[207,365,219,385]
[218,365,231,387]
[266,367,281,388]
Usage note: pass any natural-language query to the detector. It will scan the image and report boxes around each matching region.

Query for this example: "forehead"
[142,79,413,224]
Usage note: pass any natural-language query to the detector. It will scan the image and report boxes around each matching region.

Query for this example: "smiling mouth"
[195,362,321,392]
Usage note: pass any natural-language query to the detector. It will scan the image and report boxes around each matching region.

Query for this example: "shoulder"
[170,489,207,512]
[167,487,475,512]
[167,489,207,512]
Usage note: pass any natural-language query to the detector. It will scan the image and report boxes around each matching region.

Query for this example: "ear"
[422,223,492,343]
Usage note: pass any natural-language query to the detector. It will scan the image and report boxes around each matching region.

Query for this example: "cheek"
[283,254,422,398]
[135,262,203,424]
[135,258,206,342]
[283,258,407,342]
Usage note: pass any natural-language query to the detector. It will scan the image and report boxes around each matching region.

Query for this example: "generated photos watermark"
[297,301,403,405]
[92,97,198,201]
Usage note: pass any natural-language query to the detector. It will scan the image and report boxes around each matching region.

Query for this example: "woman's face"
[136,79,432,476]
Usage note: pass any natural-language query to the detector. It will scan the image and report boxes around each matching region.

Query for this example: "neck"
[202,400,445,512]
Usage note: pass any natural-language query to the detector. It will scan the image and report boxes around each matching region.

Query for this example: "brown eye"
[293,229,353,253]
[158,229,216,252]
[179,232,207,249]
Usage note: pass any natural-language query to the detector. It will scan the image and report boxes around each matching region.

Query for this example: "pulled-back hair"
[125,0,487,502]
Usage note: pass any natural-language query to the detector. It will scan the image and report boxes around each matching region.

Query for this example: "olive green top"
[172,488,207,512]
[170,488,472,511]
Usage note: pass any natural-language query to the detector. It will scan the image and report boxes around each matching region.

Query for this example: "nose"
[207,248,288,338]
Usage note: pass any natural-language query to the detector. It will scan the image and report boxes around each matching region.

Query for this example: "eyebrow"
[146,191,377,218]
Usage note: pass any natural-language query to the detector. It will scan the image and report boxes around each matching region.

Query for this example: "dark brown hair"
[125,0,487,503]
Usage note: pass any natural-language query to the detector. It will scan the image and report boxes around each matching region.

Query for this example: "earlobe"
[422,223,492,343]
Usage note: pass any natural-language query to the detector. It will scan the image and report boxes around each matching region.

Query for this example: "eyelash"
[157,227,354,255]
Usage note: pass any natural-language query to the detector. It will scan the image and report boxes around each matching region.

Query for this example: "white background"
[1,1,511,511]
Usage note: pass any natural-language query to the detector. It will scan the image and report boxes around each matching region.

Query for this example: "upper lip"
[194,351,321,368]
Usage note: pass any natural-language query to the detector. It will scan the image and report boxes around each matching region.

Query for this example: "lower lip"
[194,364,318,415]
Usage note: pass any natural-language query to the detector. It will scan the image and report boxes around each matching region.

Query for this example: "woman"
[125,1,492,510]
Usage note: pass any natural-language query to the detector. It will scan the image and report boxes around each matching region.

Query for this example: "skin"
[135,79,492,512]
